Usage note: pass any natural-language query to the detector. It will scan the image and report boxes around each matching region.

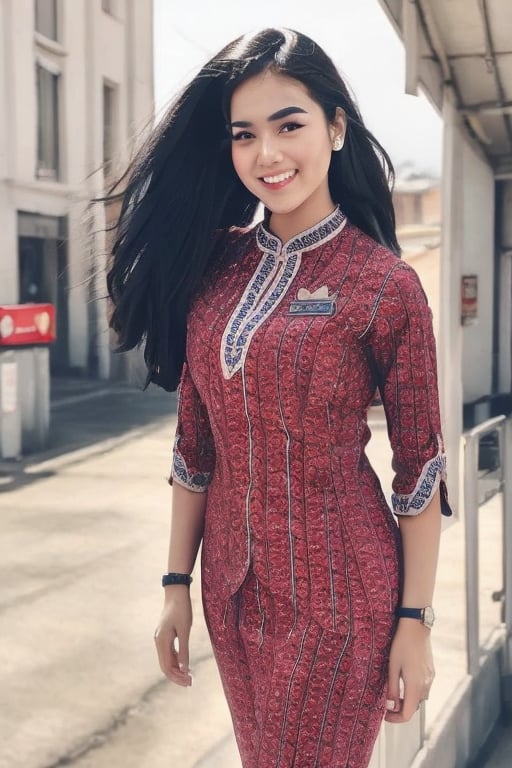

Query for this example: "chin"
[262,199,305,216]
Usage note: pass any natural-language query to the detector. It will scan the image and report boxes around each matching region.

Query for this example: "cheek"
[231,146,250,183]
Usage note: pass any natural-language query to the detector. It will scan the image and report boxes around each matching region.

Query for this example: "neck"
[268,197,337,244]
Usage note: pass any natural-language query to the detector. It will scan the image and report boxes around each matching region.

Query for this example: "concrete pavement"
[0,378,510,767]
[0,379,237,768]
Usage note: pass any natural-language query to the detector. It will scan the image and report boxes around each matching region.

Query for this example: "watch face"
[422,606,435,628]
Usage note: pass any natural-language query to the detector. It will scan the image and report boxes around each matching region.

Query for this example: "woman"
[107,28,451,768]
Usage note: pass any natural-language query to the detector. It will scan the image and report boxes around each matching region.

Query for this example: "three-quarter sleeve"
[169,361,216,492]
[365,263,452,517]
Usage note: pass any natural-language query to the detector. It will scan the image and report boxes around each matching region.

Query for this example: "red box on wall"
[0,304,56,346]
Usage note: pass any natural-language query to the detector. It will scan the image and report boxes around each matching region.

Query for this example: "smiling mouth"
[261,170,297,186]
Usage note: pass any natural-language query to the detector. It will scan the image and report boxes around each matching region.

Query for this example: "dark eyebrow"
[230,106,308,128]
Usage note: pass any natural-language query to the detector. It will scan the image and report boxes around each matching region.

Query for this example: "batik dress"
[170,207,451,768]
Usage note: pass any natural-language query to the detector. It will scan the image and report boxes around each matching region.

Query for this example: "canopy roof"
[379,0,512,177]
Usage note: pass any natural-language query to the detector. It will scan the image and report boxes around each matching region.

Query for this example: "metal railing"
[463,415,512,676]
[368,414,512,768]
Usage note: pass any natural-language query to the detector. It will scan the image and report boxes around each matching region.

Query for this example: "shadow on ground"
[0,383,176,493]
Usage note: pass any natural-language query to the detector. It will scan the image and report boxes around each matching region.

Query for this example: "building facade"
[0,0,154,381]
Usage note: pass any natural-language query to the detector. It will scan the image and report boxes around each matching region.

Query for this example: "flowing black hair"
[107,27,400,392]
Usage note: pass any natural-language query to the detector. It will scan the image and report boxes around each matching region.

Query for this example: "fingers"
[154,626,192,687]
[385,629,435,723]
[385,658,402,718]
[177,629,190,679]
[385,677,432,723]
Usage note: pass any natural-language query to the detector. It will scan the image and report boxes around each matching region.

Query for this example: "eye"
[231,130,254,142]
[280,122,304,133]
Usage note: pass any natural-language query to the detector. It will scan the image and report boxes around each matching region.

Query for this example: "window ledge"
[34,32,67,57]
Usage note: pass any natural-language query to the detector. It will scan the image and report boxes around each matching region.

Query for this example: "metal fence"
[369,414,512,768]
[464,415,512,677]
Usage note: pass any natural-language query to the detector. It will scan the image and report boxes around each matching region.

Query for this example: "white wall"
[0,0,154,376]
[0,0,19,304]
[439,90,464,513]
[460,142,495,402]
[498,181,512,392]
[439,91,497,511]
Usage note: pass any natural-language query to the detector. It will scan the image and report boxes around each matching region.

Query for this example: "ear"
[329,106,347,144]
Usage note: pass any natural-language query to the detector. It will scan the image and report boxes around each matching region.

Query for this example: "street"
[0,384,239,768]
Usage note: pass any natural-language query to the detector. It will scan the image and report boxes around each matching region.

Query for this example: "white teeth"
[263,170,296,184]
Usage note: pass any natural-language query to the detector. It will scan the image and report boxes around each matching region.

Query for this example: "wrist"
[163,583,192,604]
[396,616,432,635]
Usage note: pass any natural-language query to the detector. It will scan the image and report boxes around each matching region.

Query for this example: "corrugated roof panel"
[451,57,501,106]
[378,0,512,172]
[496,53,512,101]
[430,0,485,56]
[475,116,512,156]
[486,0,512,52]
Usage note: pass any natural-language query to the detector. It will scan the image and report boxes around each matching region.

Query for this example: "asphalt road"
[0,383,240,768]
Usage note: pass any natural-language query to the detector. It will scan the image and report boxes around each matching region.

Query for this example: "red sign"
[461,275,478,326]
[0,304,56,346]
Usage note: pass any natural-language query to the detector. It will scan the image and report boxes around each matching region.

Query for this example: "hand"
[385,619,435,723]
[153,586,193,687]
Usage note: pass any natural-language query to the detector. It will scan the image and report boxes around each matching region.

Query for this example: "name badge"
[288,298,337,316]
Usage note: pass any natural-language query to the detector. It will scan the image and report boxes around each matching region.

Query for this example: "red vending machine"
[0,304,56,457]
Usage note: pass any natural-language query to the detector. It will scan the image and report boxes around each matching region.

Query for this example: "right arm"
[154,361,215,686]
[154,482,207,687]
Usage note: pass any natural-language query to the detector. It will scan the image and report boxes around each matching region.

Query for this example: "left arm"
[365,261,452,723]
[385,489,441,722]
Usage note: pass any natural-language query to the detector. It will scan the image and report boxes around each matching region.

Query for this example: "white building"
[0,0,154,381]
[375,5,512,768]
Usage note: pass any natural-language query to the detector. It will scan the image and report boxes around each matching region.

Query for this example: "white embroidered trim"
[171,442,212,492]
[221,251,301,379]
[392,449,447,516]
[256,206,347,255]
[221,207,347,380]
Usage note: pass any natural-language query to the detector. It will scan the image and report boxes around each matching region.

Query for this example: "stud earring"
[332,135,344,152]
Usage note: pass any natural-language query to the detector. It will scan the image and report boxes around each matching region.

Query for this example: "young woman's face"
[230,71,345,225]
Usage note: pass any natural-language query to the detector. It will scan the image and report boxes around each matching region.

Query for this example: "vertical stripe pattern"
[203,570,394,768]
[171,211,452,766]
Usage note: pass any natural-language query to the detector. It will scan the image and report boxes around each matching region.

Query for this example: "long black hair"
[107,28,399,392]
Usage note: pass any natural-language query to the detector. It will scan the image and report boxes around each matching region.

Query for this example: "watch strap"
[395,607,423,620]
[162,572,193,587]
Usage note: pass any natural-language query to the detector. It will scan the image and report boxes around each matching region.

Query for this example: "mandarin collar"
[256,206,347,256]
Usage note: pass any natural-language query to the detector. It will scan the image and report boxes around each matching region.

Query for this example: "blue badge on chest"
[288,298,337,316]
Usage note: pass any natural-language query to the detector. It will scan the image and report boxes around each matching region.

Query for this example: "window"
[103,83,117,177]
[102,0,114,14]
[37,65,60,179]
[35,0,58,41]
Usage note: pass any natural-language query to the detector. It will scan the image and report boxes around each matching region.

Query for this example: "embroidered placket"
[220,207,347,379]
[221,249,302,379]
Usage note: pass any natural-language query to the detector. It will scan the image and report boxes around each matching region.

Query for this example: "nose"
[257,135,283,166]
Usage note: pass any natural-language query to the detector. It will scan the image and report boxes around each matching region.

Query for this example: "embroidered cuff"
[169,446,212,492]
[392,451,447,516]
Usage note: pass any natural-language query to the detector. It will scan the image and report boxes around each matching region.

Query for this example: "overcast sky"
[153,0,443,175]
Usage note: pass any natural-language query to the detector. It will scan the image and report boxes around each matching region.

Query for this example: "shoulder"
[206,224,256,277]
[197,224,258,296]
[342,225,429,338]
[344,224,399,275]
[347,224,425,298]
[212,224,255,256]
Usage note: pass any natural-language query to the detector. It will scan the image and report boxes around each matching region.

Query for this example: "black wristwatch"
[162,572,193,587]
[395,606,435,629]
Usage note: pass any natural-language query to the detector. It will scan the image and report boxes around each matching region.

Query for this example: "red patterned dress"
[170,207,451,768]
